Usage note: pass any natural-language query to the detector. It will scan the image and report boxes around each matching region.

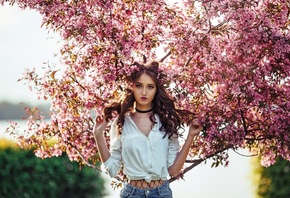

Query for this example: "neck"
[135,107,153,113]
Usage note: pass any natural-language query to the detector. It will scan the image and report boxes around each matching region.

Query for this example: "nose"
[141,87,147,95]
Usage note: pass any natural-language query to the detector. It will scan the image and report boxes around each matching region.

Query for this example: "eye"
[148,85,155,89]
[135,84,142,88]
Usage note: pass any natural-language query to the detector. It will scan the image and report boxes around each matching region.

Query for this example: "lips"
[141,97,147,100]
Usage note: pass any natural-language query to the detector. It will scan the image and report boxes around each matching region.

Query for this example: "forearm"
[168,135,196,177]
[93,127,111,163]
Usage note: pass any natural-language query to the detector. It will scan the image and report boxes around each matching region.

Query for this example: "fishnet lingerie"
[129,179,164,189]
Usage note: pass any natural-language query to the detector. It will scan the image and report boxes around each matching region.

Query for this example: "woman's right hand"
[93,115,111,163]
[93,116,107,137]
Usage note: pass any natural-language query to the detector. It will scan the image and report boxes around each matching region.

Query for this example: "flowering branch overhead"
[2,0,290,181]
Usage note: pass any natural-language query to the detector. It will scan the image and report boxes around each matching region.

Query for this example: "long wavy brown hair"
[103,61,195,138]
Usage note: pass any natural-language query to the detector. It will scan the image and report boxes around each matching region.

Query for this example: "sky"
[0,5,61,105]
[0,4,255,198]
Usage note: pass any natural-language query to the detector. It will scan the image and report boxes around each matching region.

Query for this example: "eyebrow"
[135,82,155,86]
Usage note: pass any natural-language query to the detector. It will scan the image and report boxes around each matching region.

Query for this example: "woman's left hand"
[188,118,203,138]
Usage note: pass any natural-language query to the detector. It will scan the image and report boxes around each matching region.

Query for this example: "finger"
[95,116,103,122]
[191,119,199,125]
[191,125,201,129]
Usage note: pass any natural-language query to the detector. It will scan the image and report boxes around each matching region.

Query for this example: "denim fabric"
[120,180,172,198]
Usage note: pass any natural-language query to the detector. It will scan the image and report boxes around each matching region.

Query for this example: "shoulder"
[124,114,131,122]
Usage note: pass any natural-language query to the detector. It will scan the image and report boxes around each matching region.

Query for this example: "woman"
[93,61,203,198]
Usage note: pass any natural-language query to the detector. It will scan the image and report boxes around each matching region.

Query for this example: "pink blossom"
[1,0,290,179]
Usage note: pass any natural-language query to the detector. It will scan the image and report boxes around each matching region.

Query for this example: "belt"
[129,179,164,189]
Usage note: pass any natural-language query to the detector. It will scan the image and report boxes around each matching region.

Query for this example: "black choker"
[135,108,153,113]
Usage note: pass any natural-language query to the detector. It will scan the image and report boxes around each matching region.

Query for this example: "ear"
[147,61,159,75]
[133,62,146,70]
[150,61,159,69]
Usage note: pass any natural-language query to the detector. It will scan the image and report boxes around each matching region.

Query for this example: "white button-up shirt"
[103,114,179,182]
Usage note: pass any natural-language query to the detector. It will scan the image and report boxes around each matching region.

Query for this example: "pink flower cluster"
[1,0,290,175]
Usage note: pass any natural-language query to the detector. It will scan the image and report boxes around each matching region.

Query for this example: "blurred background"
[1,5,288,198]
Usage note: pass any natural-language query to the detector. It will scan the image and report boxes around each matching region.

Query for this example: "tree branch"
[72,144,126,182]
[159,51,171,62]
[71,144,102,171]
[232,149,257,157]
[169,147,232,183]
[240,109,249,135]
[143,54,147,63]
[184,57,193,67]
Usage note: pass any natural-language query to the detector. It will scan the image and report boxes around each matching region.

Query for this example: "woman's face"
[133,73,157,110]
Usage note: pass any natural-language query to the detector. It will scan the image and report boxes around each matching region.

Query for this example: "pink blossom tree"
[2,0,290,182]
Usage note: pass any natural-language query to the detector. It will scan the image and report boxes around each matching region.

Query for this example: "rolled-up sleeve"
[167,135,179,167]
[102,119,122,178]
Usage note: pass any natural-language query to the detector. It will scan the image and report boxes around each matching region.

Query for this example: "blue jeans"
[120,180,172,198]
